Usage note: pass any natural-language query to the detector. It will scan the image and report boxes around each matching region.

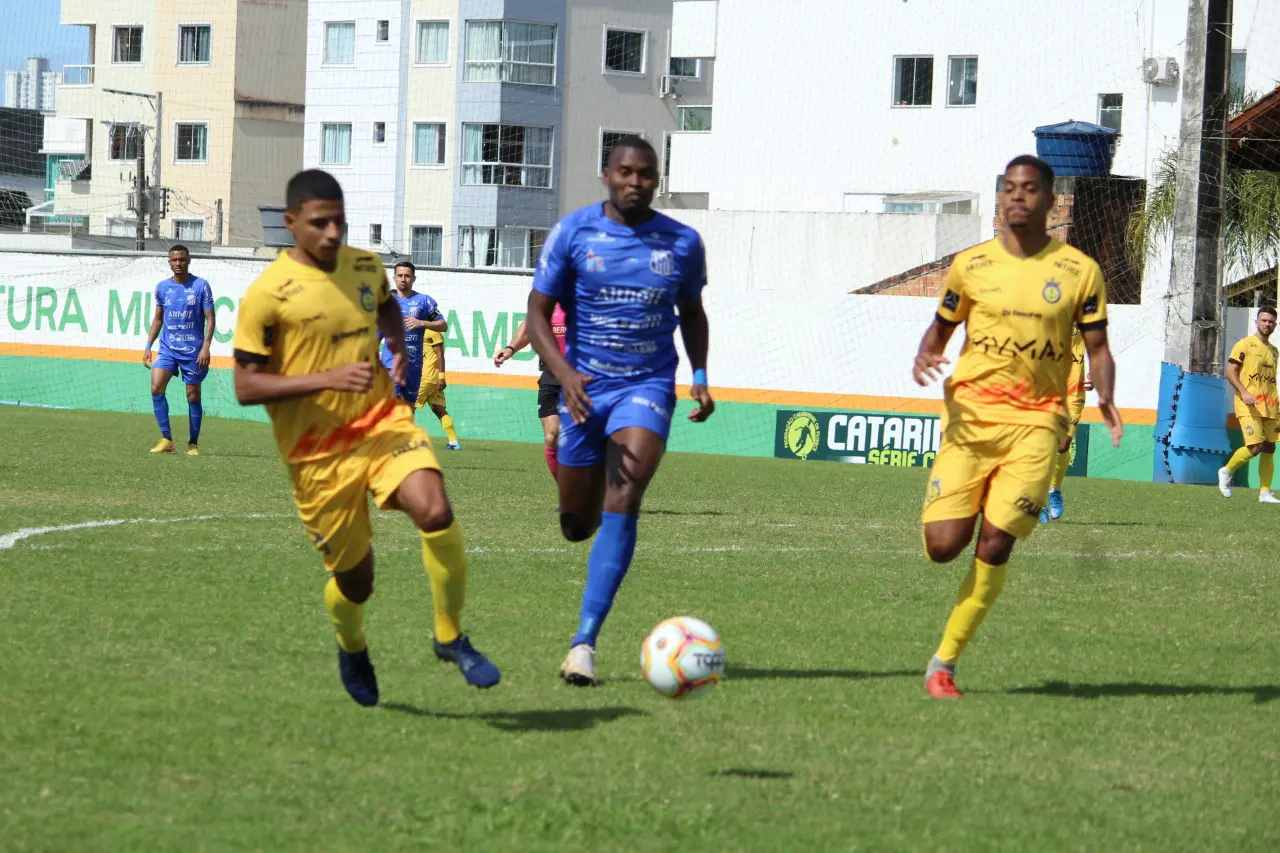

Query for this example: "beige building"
[53,0,306,245]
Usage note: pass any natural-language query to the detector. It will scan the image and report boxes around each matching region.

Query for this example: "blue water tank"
[1033,120,1118,177]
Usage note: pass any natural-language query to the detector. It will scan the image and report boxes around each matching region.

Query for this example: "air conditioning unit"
[1143,57,1180,86]
[659,74,677,98]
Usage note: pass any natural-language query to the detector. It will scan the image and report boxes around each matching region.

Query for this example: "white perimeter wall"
[0,249,1172,412]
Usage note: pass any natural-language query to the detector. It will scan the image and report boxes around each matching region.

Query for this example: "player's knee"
[409,501,454,533]
[185,387,201,404]
[543,429,559,449]
[1263,442,1276,454]
[924,538,966,564]
[560,512,597,542]
[335,568,374,603]
[975,530,1015,565]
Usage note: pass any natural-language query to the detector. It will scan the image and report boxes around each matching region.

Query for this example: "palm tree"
[1126,90,1280,303]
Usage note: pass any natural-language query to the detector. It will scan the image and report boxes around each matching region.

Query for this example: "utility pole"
[1164,0,1233,374]
[134,142,147,252]
[214,198,224,246]
[150,91,163,239]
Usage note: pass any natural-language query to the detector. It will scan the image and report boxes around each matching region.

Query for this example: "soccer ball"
[640,617,725,699]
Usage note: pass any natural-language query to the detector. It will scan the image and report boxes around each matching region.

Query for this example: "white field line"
[0,513,293,551]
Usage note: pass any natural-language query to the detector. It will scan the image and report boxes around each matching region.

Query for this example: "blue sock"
[571,512,639,648]
[152,393,171,439]
[188,400,203,445]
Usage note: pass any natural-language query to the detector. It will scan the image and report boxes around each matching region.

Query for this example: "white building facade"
[304,0,714,270]
[5,58,61,113]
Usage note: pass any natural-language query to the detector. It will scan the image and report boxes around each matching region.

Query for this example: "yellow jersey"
[232,246,398,463]
[1228,334,1279,418]
[935,237,1108,433]
[1067,324,1087,403]
[421,329,444,379]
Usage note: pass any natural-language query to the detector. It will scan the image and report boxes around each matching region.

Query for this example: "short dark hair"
[286,169,344,212]
[1259,305,1278,319]
[168,244,190,256]
[1004,154,1055,192]
[394,261,416,274]
[606,135,657,169]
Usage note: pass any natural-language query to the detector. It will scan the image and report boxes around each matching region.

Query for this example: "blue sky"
[2,1,88,75]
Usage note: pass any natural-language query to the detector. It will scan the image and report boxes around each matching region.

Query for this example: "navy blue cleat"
[337,646,379,707]
[1047,488,1065,521]
[433,635,501,688]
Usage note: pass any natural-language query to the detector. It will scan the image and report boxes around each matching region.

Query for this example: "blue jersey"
[154,276,214,358]
[532,203,706,382]
[379,290,442,368]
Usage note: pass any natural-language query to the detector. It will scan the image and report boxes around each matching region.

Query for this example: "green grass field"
[1,406,1277,852]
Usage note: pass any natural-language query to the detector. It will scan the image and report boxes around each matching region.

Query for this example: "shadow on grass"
[1008,681,1280,704]
[730,666,919,682]
[381,702,649,731]
[642,508,726,517]
[710,768,795,780]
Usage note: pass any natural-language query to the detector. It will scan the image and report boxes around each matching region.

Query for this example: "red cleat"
[926,670,963,699]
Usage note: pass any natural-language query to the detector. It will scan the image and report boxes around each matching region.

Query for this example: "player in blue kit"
[377,262,455,445]
[143,245,216,455]
[525,136,715,686]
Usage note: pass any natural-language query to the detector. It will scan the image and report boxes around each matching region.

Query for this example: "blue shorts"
[558,375,677,467]
[394,365,423,406]
[153,348,209,385]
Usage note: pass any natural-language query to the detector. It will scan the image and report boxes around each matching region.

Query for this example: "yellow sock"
[1226,445,1254,474]
[1261,453,1275,490]
[440,413,459,444]
[935,557,1008,665]
[324,576,367,653]
[421,519,468,644]
[1052,446,1071,489]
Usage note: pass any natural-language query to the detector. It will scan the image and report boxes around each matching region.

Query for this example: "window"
[324,22,355,65]
[108,124,143,161]
[1230,49,1247,99]
[464,21,556,86]
[412,123,446,166]
[457,227,547,270]
[175,123,209,162]
[462,123,552,188]
[1097,94,1123,133]
[669,56,699,78]
[416,21,449,64]
[370,224,382,245]
[604,29,645,74]
[600,130,637,173]
[893,56,933,106]
[113,26,143,63]
[947,56,977,106]
[376,20,390,43]
[178,25,211,64]
[321,123,352,165]
[106,217,139,237]
[173,219,205,241]
[411,226,443,267]
[678,106,712,132]
[373,122,386,144]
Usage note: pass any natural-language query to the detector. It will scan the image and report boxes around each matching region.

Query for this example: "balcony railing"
[62,65,94,86]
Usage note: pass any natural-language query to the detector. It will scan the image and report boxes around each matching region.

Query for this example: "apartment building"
[4,57,62,113]
[50,0,307,245]
[304,0,713,270]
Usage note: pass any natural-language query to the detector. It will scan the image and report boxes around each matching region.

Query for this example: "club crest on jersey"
[925,477,943,506]
[649,249,675,277]
[359,285,375,312]
[1042,280,1063,304]
[185,293,197,305]
[585,249,607,273]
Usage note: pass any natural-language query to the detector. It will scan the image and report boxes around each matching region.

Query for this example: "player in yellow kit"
[1039,324,1092,522]
[232,169,499,707]
[911,155,1124,699]
[1218,306,1280,503]
[415,327,459,446]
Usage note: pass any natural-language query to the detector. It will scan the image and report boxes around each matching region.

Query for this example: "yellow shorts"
[1066,396,1086,439]
[921,421,1059,540]
[1237,411,1279,446]
[416,373,446,410]
[288,407,440,572]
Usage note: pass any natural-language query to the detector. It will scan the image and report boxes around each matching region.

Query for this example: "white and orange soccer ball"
[640,617,725,699]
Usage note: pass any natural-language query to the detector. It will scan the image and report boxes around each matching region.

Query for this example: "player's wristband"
[501,345,514,355]
[692,368,708,386]
[145,342,154,351]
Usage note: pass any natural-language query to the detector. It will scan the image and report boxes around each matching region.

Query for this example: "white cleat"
[558,643,597,687]
[1260,490,1280,504]
[1217,466,1233,498]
